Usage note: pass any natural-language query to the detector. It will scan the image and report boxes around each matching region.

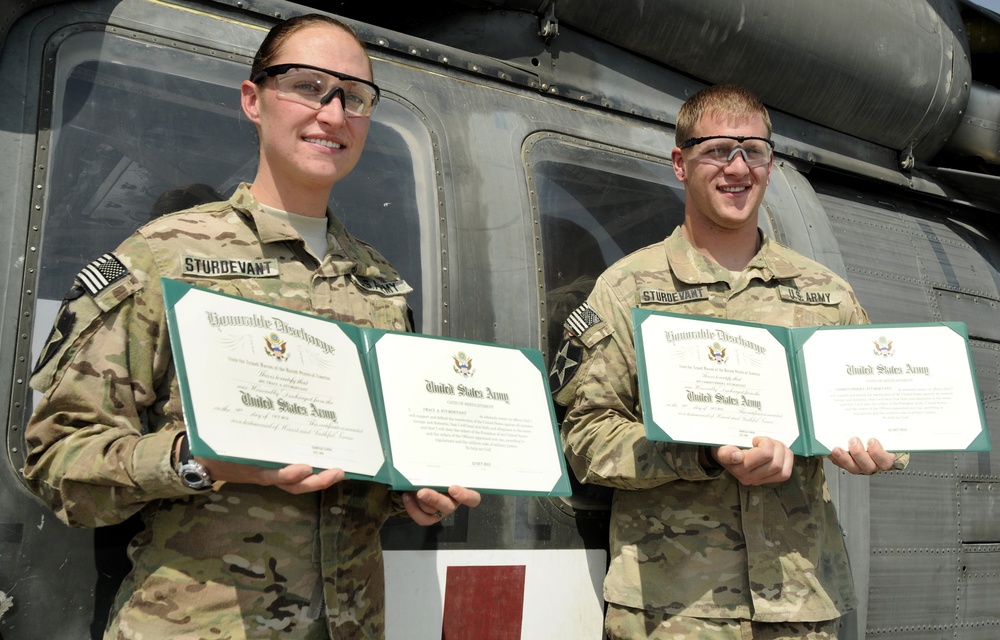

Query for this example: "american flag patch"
[564,302,603,336]
[77,253,129,296]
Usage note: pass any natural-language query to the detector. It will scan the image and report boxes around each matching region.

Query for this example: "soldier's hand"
[828,437,895,475]
[713,436,794,486]
[199,458,345,494]
[403,485,482,526]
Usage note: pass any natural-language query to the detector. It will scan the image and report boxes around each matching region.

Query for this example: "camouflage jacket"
[553,226,907,623]
[24,184,412,639]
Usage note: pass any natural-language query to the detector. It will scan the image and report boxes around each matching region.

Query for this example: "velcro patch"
[78,253,129,296]
[182,255,278,278]
[548,337,583,396]
[778,285,841,305]
[564,302,603,337]
[639,287,709,305]
[352,275,413,297]
[32,286,83,377]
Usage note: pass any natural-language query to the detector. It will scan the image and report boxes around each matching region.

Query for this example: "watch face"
[177,461,212,489]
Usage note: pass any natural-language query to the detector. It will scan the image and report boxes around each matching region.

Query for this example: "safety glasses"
[252,63,380,117]
[679,135,774,168]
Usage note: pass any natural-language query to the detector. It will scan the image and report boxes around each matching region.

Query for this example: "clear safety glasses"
[252,63,381,117]
[679,135,775,168]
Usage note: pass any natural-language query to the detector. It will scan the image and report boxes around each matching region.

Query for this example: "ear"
[241,80,262,126]
[672,148,687,183]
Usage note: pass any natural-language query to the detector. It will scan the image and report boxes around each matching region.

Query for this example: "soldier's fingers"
[198,459,310,486]
[402,492,446,526]
[827,447,862,474]
[847,437,879,474]
[448,485,481,508]
[866,438,896,471]
[716,445,743,466]
[276,468,345,494]
[744,438,790,472]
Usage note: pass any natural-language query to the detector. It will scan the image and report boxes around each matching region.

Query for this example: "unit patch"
[182,256,278,278]
[548,337,582,395]
[31,285,84,376]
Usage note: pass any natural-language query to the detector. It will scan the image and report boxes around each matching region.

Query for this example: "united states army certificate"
[163,278,572,494]
[634,308,989,454]
[635,310,802,449]
[165,280,387,476]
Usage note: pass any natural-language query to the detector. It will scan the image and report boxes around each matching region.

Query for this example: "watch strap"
[178,432,193,463]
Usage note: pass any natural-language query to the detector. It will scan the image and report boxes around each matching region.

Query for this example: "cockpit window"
[526,133,684,364]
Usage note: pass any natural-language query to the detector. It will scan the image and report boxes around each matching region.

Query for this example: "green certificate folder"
[162,278,571,497]
[633,308,990,455]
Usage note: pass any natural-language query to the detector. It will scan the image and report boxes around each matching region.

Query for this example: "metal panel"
[956,625,1000,640]
[944,80,1000,164]
[936,291,1000,343]
[961,482,1000,542]
[959,546,1000,624]
[867,549,960,630]
[870,472,958,549]
[824,210,936,324]
[762,161,850,279]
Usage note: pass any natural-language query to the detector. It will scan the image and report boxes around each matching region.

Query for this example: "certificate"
[633,308,990,454]
[162,278,571,496]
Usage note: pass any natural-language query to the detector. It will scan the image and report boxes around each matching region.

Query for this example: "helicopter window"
[526,134,684,364]
[19,28,436,461]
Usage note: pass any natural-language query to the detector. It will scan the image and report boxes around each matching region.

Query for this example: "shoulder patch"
[32,285,84,377]
[78,253,129,296]
[563,302,603,337]
[548,337,583,396]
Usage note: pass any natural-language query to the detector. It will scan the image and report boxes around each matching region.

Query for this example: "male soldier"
[550,84,907,639]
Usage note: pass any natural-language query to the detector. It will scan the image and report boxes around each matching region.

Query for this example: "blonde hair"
[675,85,772,145]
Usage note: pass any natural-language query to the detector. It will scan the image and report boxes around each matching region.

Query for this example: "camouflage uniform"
[24,184,412,639]
[552,227,907,626]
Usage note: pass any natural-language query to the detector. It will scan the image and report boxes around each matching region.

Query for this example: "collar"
[228,183,399,280]
[663,226,802,284]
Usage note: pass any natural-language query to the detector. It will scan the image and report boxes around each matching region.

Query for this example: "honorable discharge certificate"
[634,308,989,454]
[163,279,571,495]
[166,280,387,476]
[636,311,801,450]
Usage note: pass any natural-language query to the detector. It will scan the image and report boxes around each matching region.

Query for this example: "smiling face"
[672,111,773,235]
[241,24,373,211]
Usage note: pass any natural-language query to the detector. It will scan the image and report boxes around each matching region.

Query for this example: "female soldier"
[24,14,479,639]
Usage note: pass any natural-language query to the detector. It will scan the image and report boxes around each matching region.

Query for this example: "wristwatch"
[175,435,213,489]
